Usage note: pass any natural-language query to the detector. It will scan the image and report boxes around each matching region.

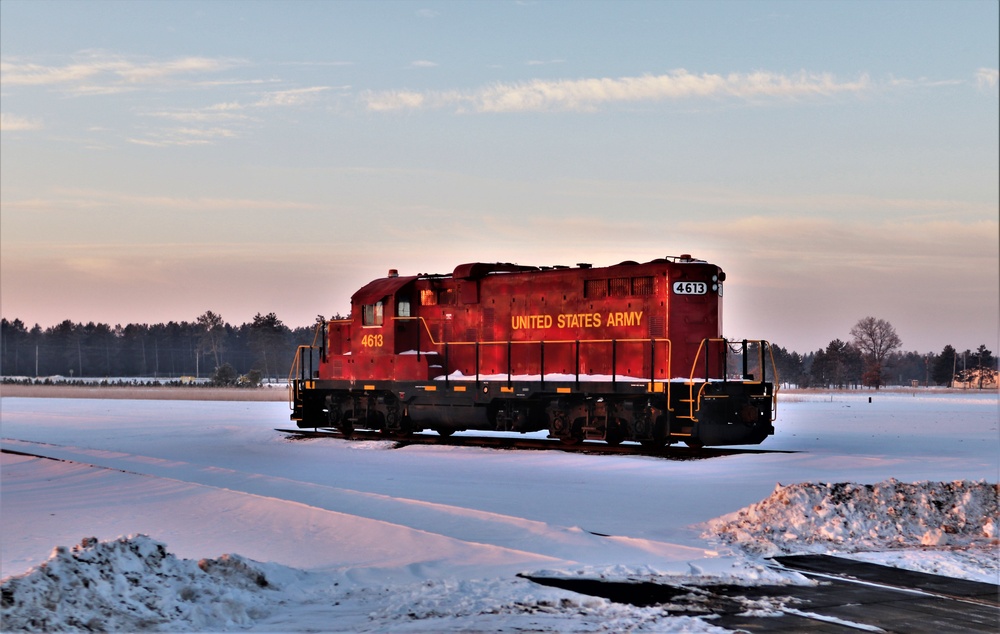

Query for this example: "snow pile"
[0,535,274,632]
[0,537,743,634]
[707,479,999,556]
[361,576,731,633]
[527,560,811,588]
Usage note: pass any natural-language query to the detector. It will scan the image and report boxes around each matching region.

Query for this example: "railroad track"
[274,428,797,459]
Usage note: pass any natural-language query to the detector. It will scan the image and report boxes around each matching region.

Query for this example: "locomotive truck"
[289,255,777,447]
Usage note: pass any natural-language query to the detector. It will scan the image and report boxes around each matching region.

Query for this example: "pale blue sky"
[2,0,997,354]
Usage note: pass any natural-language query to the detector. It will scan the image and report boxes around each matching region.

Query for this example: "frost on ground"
[706,479,1000,582]
[0,535,276,632]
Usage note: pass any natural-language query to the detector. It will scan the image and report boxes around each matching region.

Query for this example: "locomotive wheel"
[684,439,703,449]
[558,418,584,445]
[325,401,350,437]
[399,415,413,436]
[434,427,455,437]
[604,419,624,446]
[640,438,665,449]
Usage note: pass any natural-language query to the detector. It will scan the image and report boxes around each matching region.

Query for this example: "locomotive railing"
[291,319,779,426]
[288,321,328,409]
[394,316,675,407]
[678,338,780,423]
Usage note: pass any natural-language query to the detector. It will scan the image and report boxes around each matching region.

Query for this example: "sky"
[1,0,997,355]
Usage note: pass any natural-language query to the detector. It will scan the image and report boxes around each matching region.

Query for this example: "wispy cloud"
[0,113,43,132]
[253,86,332,107]
[0,53,242,93]
[365,91,429,111]
[128,127,240,147]
[976,68,999,90]
[363,69,872,113]
[131,86,332,145]
[886,76,964,89]
[409,60,439,69]
[5,188,325,213]
[2,52,343,146]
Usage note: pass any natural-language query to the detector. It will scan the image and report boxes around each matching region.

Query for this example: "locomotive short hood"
[350,275,417,306]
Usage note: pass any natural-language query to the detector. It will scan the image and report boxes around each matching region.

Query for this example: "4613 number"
[672,281,707,295]
[361,333,384,347]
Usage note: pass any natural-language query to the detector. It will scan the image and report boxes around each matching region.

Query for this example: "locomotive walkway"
[526,554,999,632]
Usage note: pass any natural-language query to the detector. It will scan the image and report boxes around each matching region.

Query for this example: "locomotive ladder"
[676,338,779,423]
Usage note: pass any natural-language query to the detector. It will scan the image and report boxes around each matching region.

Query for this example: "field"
[0,383,288,401]
[1,387,997,632]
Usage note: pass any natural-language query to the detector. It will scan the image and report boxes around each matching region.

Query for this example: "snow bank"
[362,576,730,633]
[706,479,999,555]
[0,535,275,632]
[0,536,735,633]
[523,557,815,591]
[4,482,998,632]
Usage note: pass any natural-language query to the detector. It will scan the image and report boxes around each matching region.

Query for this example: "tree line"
[766,317,996,390]
[0,312,322,385]
[1,312,996,389]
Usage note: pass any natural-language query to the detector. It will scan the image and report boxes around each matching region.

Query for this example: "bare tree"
[849,316,902,389]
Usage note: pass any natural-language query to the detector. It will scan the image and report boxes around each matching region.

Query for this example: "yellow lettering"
[602,311,645,328]
[512,314,556,330]
[361,333,384,347]
[545,312,610,329]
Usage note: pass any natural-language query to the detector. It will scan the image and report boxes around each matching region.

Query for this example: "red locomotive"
[290,255,777,447]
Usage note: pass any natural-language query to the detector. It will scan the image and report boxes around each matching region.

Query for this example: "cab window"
[363,300,384,326]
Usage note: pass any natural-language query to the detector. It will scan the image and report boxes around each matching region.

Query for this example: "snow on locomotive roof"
[350,274,418,304]
[410,255,710,281]
[352,256,712,304]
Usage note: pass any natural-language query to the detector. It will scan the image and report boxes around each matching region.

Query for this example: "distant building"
[953,368,999,390]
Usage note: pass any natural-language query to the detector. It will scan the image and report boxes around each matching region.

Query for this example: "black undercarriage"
[291,378,774,448]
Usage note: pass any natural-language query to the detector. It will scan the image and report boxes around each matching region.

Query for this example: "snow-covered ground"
[1,390,998,631]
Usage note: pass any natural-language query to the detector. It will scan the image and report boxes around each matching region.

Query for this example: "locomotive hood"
[351,274,417,306]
